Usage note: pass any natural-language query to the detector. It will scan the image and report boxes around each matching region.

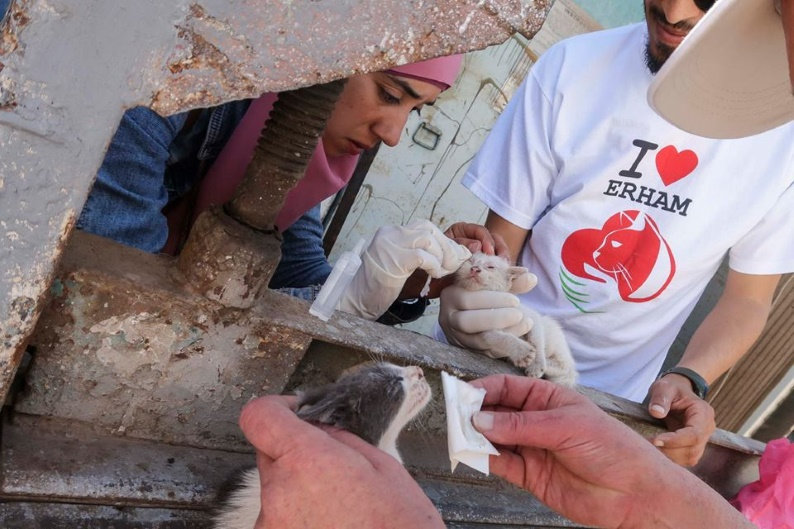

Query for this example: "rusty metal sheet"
[0,0,554,406]
[16,231,767,467]
[4,337,762,527]
[1,414,252,506]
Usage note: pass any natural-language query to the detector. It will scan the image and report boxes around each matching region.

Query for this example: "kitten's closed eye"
[455,252,529,293]
[296,362,409,447]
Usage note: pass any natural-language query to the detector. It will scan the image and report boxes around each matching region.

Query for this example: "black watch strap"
[659,367,709,399]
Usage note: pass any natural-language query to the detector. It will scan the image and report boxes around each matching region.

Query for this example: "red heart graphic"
[655,145,698,186]
[561,210,676,303]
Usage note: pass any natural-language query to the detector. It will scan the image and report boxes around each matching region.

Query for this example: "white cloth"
[462,23,794,402]
[441,372,499,475]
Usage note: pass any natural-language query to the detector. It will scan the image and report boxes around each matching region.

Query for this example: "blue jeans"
[77,103,250,252]
[270,204,333,290]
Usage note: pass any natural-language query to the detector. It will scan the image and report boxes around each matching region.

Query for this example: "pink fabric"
[192,94,359,232]
[387,54,464,90]
[194,54,464,232]
[731,438,794,528]
[273,141,358,230]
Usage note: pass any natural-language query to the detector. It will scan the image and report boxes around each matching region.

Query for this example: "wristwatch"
[659,366,709,399]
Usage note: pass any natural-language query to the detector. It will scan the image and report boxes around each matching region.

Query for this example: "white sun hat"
[648,0,794,139]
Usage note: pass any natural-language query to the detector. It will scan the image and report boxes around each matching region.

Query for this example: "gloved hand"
[339,220,472,320]
[438,272,537,352]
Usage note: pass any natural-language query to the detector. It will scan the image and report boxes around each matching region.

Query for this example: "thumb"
[240,395,322,460]
[473,409,561,450]
[510,272,538,294]
[647,384,672,419]
[413,248,446,277]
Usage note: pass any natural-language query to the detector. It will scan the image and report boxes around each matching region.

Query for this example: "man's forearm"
[623,460,754,529]
[679,271,778,383]
[678,293,771,384]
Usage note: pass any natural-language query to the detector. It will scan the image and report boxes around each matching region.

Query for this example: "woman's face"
[322,72,443,157]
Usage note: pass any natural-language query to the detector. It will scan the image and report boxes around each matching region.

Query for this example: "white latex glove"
[339,220,472,320]
[438,273,537,353]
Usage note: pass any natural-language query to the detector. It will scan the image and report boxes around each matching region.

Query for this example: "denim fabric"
[275,284,324,302]
[0,0,8,20]
[269,204,333,289]
[77,102,250,252]
[76,107,188,252]
[68,89,424,320]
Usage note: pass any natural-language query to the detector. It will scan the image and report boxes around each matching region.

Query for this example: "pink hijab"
[191,54,463,233]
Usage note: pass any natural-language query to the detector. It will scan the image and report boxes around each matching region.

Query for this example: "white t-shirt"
[462,23,794,402]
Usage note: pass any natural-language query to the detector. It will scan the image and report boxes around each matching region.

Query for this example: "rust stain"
[0,0,33,56]
[167,28,223,74]
[155,2,258,111]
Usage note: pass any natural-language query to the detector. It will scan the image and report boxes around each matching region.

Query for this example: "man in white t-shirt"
[438,0,794,466]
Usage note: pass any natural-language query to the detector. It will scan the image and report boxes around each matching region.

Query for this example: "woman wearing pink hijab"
[184,54,502,322]
[192,56,465,233]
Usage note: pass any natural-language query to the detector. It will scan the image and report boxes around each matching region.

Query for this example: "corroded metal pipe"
[177,79,346,307]
[226,79,346,232]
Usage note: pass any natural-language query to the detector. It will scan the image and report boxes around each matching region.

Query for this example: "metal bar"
[0,503,212,529]
[226,80,346,232]
[323,143,381,256]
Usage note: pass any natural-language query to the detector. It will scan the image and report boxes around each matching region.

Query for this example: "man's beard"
[643,1,695,74]
[644,37,674,74]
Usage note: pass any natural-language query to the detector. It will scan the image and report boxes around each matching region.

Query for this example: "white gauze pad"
[441,371,499,475]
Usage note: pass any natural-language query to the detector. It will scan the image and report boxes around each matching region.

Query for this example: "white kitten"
[212,362,431,529]
[455,253,578,387]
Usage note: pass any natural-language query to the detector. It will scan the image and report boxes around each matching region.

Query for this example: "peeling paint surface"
[15,231,508,450]
[152,0,553,115]
[0,1,773,524]
[15,235,309,450]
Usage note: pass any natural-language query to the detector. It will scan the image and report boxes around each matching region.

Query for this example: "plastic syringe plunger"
[309,238,366,321]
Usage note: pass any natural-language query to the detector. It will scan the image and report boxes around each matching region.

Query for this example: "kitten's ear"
[296,386,338,423]
[508,267,538,294]
[297,398,348,426]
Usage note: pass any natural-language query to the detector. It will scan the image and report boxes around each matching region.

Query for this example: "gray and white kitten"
[456,252,578,387]
[212,362,431,529]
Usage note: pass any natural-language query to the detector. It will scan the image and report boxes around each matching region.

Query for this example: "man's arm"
[674,269,779,381]
[485,210,530,264]
[647,269,780,465]
[472,375,756,529]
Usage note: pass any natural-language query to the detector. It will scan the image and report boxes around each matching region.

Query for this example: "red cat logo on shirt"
[560,210,676,310]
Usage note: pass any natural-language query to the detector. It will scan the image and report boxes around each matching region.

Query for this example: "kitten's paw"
[515,356,545,379]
